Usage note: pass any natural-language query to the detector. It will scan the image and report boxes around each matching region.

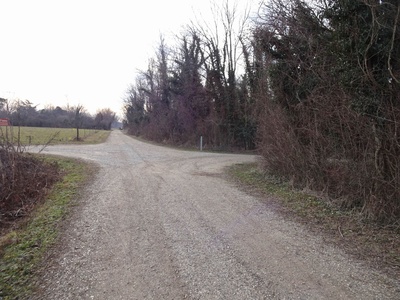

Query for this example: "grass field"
[0,126,111,145]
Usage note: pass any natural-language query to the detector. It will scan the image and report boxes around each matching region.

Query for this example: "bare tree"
[74,105,85,141]
[191,0,252,146]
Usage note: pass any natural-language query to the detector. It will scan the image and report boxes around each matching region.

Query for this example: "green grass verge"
[228,162,342,222]
[0,126,111,145]
[228,162,400,278]
[0,156,94,299]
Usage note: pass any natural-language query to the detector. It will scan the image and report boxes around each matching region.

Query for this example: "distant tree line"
[124,0,400,223]
[124,2,256,150]
[0,98,117,130]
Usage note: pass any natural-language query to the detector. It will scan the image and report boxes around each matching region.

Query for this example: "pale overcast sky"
[0,0,256,118]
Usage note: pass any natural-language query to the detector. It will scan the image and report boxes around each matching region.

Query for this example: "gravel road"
[32,130,399,299]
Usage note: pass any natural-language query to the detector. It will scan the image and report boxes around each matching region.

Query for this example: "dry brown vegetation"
[0,136,60,234]
[253,0,400,224]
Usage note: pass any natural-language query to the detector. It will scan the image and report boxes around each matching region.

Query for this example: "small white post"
[200,136,203,151]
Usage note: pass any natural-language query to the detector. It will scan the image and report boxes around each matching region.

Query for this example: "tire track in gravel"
[32,130,399,299]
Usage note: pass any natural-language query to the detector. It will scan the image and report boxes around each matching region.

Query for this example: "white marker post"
[200,136,203,151]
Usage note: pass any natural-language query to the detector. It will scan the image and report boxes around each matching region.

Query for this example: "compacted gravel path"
[32,130,399,299]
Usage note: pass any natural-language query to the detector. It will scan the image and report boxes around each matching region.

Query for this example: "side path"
[32,131,399,299]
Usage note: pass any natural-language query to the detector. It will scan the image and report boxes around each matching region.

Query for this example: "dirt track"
[32,130,399,299]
